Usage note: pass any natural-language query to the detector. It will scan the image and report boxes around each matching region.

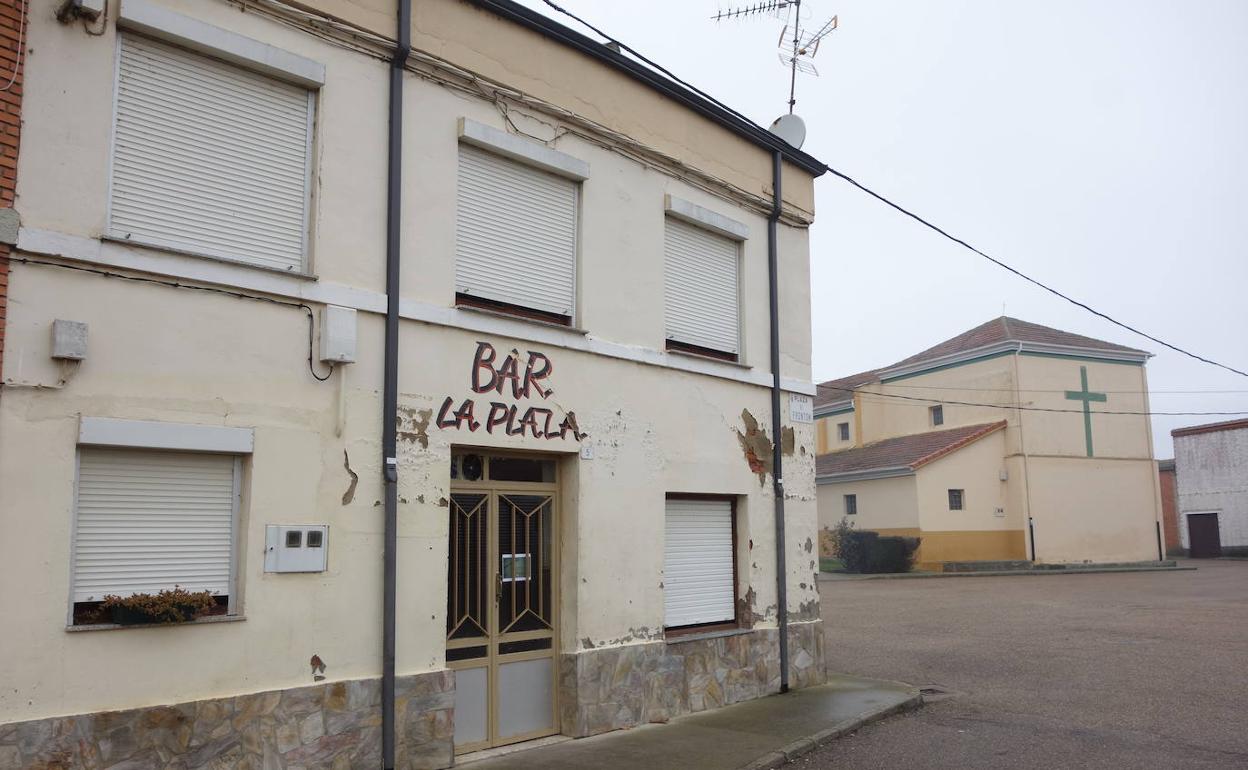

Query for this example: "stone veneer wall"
[0,671,453,770]
[558,620,824,737]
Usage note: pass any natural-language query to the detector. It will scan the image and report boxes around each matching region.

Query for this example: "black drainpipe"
[768,150,789,694]
[382,2,411,768]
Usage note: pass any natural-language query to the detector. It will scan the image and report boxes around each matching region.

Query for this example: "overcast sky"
[515,0,1248,457]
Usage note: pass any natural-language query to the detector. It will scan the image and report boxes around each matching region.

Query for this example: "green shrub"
[836,530,921,574]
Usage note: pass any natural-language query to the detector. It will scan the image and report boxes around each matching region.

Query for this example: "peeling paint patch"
[581,637,595,650]
[341,450,359,505]
[781,426,795,456]
[737,585,761,627]
[396,407,432,448]
[437,497,449,508]
[735,409,773,485]
[804,537,813,554]
[795,599,820,622]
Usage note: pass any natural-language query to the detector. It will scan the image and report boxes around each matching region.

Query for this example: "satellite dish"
[769,113,806,149]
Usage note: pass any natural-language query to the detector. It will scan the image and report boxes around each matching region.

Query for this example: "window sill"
[666,347,751,370]
[102,235,318,281]
[664,626,751,645]
[66,614,246,633]
[455,304,589,335]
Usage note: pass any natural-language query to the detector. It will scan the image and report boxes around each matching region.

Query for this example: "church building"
[814,317,1166,570]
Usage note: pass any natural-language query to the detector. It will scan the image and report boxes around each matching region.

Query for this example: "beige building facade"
[815,317,1166,570]
[0,1,827,767]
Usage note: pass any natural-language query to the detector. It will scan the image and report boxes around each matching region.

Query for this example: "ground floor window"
[72,448,239,624]
[948,488,965,510]
[663,495,737,631]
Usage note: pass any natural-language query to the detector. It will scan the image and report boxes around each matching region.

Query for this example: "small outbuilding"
[1171,419,1248,557]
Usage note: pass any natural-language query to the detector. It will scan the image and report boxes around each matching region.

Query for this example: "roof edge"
[813,399,854,418]
[816,466,914,485]
[1172,418,1248,439]
[878,340,1150,383]
[466,0,829,176]
[911,421,1008,469]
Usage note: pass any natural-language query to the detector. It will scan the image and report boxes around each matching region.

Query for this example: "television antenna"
[713,0,838,114]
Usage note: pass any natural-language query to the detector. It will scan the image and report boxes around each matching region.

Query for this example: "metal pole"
[382,1,411,767]
[768,149,789,694]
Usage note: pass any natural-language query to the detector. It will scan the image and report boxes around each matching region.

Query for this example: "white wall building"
[0,1,828,767]
[1172,419,1248,557]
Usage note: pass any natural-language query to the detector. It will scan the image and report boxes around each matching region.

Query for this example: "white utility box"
[264,525,329,573]
[319,305,357,364]
[51,319,88,361]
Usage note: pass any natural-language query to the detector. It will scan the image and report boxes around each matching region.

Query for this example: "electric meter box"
[319,305,357,363]
[264,525,329,573]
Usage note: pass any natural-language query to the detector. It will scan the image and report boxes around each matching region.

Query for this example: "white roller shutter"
[664,498,735,628]
[73,449,237,602]
[455,144,578,317]
[664,217,740,355]
[109,34,314,273]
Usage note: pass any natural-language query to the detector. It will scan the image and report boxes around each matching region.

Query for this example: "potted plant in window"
[99,587,217,625]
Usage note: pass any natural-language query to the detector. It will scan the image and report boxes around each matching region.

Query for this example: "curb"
[819,565,1196,581]
[738,690,923,770]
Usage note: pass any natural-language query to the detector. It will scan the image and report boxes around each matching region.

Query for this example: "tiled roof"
[814,316,1147,409]
[815,369,879,408]
[891,317,1145,369]
[816,421,1007,478]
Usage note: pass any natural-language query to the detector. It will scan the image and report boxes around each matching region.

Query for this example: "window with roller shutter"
[664,217,741,360]
[108,34,315,273]
[663,496,738,630]
[71,448,240,620]
[455,144,579,324]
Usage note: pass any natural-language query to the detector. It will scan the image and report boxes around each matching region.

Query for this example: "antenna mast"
[713,0,837,113]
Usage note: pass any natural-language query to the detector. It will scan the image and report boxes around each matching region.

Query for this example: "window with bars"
[948,489,965,511]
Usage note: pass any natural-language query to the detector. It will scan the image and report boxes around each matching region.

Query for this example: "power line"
[826,386,1248,417]
[858,383,1248,395]
[822,169,1248,379]
[535,1,1248,381]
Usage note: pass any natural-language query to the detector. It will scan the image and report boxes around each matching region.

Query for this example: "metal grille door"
[447,455,559,752]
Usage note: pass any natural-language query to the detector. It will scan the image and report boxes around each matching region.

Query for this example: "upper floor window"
[455,143,579,325]
[844,494,857,515]
[109,34,315,273]
[838,422,850,441]
[930,405,944,426]
[663,196,746,361]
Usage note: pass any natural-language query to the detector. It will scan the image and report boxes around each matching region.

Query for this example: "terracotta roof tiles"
[816,421,1007,478]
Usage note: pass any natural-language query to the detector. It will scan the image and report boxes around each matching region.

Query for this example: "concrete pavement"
[801,559,1248,769]
[460,675,920,770]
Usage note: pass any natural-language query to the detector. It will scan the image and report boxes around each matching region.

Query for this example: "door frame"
[1184,511,1222,558]
[447,450,561,754]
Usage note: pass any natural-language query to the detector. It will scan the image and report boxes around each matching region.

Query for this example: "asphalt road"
[796,561,1248,770]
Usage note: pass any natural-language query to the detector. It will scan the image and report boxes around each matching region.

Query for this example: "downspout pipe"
[768,150,789,694]
[382,2,411,768]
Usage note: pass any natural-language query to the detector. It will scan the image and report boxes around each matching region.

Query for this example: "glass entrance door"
[446,453,558,753]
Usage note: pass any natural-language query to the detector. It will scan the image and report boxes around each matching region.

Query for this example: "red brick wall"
[1159,466,1179,555]
[0,0,25,379]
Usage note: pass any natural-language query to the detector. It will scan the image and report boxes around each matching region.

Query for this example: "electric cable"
[11,257,334,382]
[536,0,1248,380]
[823,385,1248,417]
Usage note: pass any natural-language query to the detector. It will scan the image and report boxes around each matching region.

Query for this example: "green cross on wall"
[1065,365,1107,457]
